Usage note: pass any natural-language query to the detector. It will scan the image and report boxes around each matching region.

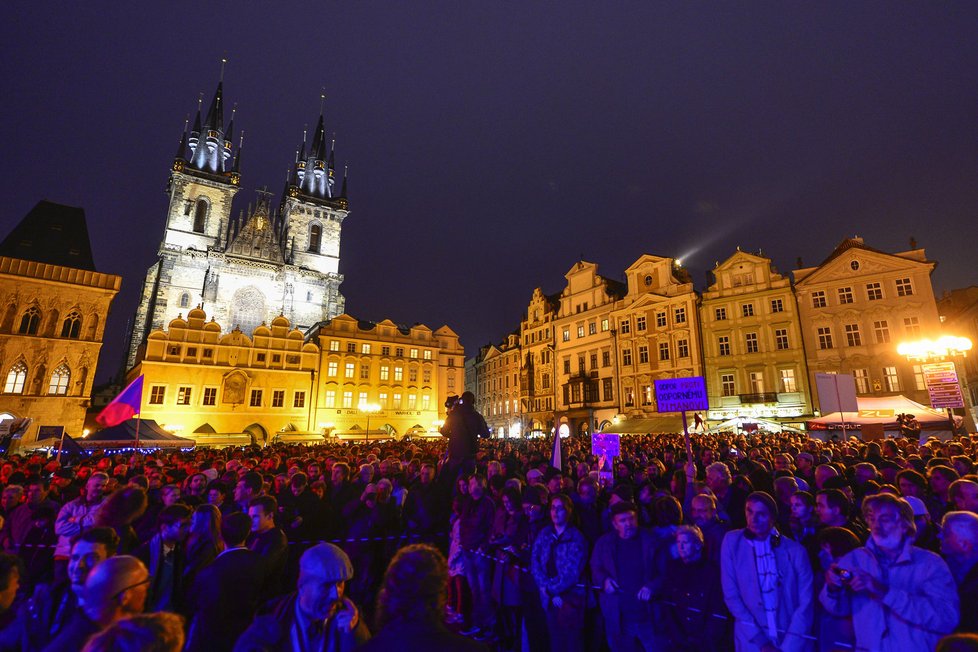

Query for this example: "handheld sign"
[655,377,709,462]
[592,432,621,458]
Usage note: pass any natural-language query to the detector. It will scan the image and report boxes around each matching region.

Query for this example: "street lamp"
[897,335,973,432]
[359,402,381,443]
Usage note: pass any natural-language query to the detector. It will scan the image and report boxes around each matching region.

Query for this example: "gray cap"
[300,542,353,583]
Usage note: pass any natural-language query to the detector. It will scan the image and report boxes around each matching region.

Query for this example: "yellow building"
[129,308,319,443]
[469,334,521,437]
[612,255,702,424]
[309,314,464,439]
[700,250,811,423]
[794,238,941,409]
[0,201,121,445]
[519,288,559,434]
[552,261,625,435]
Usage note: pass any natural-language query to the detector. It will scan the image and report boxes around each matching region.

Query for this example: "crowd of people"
[0,393,976,650]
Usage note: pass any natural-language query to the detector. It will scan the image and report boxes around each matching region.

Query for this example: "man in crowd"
[186,512,265,652]
[247,495,288,601]
[439,392,489,486]
[43,555,150,652]
[53,473,108,580]
[135,504,191,613]
[458,474,496,640]
[821,493,958,651]
[689,493,729,564]
[721,491,813,652]
[590,501,660,651]
[705,462,748,528]
[234,543,370,651]
[942,511,978,633]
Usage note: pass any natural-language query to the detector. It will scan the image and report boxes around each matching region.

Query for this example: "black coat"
[186,548,266,652]
[355,617,488,652]
[439,405,488,462]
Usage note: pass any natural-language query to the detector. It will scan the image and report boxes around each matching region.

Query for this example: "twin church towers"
[127,75,350,368]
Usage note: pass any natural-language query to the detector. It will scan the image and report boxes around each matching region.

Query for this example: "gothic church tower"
[127,77,349,369]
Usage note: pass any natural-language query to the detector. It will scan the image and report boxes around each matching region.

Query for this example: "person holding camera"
[439,392,489,488]
[820,493,958,652]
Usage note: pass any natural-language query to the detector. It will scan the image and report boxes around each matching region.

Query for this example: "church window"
[307,292,313,302]
[61,312,82,339]
[179,293,191,309]
[4,363,28,394]
[230,287,267,336]
[18,307,40,335]
[47,365,70,395]
[308,224,322,253]
[193,199,208,233]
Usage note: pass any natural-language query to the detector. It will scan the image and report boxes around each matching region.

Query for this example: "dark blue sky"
[2,3,977,382]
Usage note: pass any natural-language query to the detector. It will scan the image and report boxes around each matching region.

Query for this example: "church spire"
[173,117,189,171]
[188,93,203,153]
[296,91,335,200]
[187,62,234,178]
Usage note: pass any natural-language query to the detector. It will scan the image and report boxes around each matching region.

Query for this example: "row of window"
[326,361,435,383]
[620,339,691,365]
[3,362,72,396]
[479,371,520,394]
[714,328,792,356]
[563,350,614,374]
[149,385,307,409]
[185,198,329,256]
[163,345,303,366]
[14,307,86,339]
[815,317,919,350]
[564,378,615,404]
[713,298,786,321]
[323,390,432,411]
[810,278,913,309]
[620,308,688,335]
[327,341,436,360]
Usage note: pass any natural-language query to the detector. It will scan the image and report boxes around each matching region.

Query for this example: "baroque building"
[127,80,349,368]
[470,333,521,437]
[612,255,702,425]
[309,314,464,438]
[519,288,559,434]
[0,201,121,443]
[794,238,940,408]
[552,261,625,435]
[700,250,811,423]
[128,308,319,444]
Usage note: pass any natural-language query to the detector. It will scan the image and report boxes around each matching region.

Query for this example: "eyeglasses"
[112,577,151,602]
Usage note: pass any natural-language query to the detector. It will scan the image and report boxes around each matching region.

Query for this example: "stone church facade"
[127,80,349,369]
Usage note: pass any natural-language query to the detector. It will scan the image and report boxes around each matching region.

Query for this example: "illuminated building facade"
[0,202,121,443]
[612,255,702,421]
[129,308,319,443]
[309,315,464,438]
[128,80,349,368]
[794,238,940,407]
[519,288,559,434]
[552,261,625,435]
[470,334,521,437]
[700,250,811,422]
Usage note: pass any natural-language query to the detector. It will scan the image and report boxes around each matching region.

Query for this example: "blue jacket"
[819,537,958,652]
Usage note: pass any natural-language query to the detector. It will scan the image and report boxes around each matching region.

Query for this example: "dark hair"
[221,512,252,547]
[249,495,277,516]
[610,501,638,518]
[290,472,308,489]
[241,471,263,494]
[95,487,148,528]
[791,490,815,508]
[74,526,121,556]
[81,612,185,652]
[158,504,192,527]
[815,526,860,559]
[0,553,25,593]
[937,633,978,652]
[817,489,851,515]
[374,544,447,629]
[653,495,683,527]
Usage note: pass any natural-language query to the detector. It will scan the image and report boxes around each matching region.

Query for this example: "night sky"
[3,3,977,383]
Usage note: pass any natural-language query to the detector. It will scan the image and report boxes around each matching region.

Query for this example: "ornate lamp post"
[359,402,381,443]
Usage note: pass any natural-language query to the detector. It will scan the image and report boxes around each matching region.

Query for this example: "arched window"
[179,293,191,309]
[4,363,27,394]
[61,311,82,339]
[49,364,70,395]
[193,198,208,233]
[18,307,40,335]
[308,224,322,253]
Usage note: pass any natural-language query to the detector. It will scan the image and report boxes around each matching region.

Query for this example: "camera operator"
[439,391,489,489]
